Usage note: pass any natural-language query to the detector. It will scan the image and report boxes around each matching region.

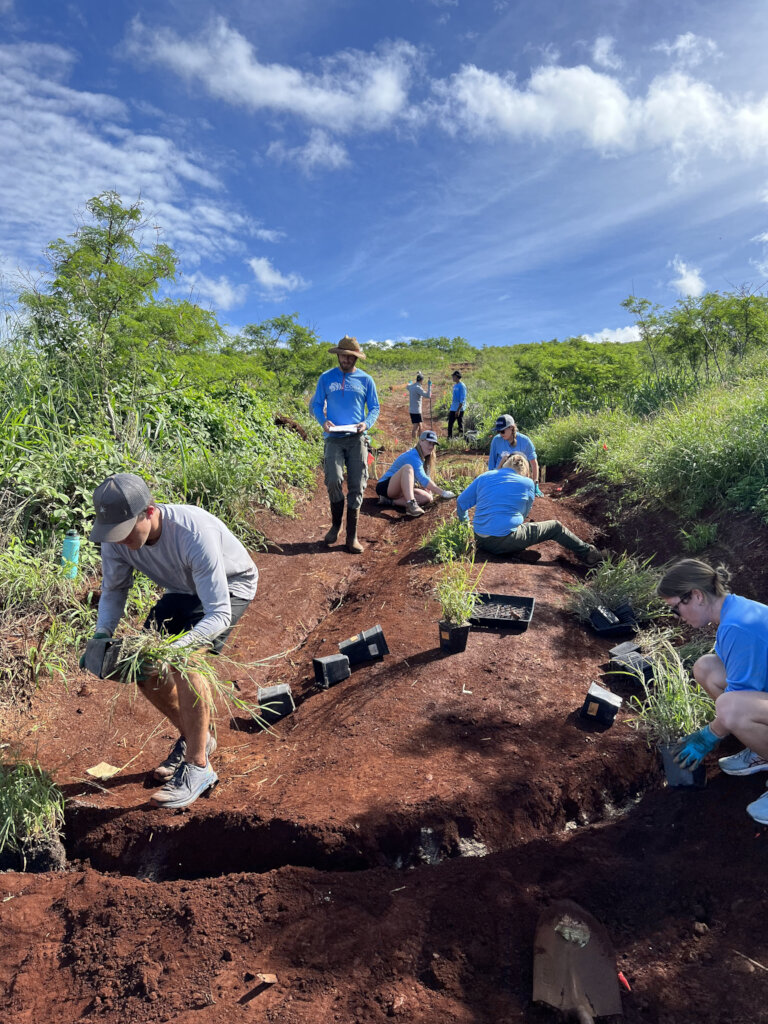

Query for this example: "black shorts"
[410,412,422,424]
[144,592,252,654]
[375,478,391,498]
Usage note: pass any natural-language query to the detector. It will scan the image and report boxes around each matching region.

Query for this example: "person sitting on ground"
[82,473,258,810]
[405,372,432,440]
[488,414,543,496]
[376,430,455,518]
[455,453,605,564]
[447,370,466,438]
[657,558,768,825]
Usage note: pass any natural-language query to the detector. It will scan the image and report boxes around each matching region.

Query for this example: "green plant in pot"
[628,639,715,787]
[434,555,485,653]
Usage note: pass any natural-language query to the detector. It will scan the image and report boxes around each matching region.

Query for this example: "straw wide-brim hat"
[328,335,366,359]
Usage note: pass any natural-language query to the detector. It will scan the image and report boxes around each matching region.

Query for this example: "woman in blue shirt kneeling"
[376,430,455,518]
[657,558,768,825]
[456,453,603,564]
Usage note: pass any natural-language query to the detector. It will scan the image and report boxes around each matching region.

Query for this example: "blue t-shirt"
[380,447,431,489]
[310,367,380,437]
[715,593,768,693]
[450,381,467,412]
[456,468,534,536]
[488,432,537,471]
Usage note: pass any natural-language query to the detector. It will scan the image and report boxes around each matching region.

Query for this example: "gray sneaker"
[405,499,425,517]
[153,733,217,781]
[150,761,218,808]
[718,747,768,776]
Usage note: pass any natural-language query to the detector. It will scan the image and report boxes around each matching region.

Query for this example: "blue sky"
[2,0,768,347]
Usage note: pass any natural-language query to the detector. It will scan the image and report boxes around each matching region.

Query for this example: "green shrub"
[565,552,665,623]
[0,761,65,857]
[421,518,475,563]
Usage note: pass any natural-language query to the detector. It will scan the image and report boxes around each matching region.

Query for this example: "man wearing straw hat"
[310,335,380,553]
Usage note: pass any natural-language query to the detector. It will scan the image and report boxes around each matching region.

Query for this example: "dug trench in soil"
[2,391,768,1024]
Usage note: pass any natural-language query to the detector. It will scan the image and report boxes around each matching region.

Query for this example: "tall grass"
[628,640,715,746]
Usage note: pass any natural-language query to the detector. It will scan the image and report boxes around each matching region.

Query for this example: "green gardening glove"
[79,631,110,669]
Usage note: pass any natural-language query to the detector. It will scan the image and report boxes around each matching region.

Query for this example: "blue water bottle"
[61,529,80,579]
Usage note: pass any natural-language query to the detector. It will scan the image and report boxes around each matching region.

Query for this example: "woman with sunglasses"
[657,558,768,824]
[376,430,455,518]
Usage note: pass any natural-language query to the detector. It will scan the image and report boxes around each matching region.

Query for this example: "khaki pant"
[475,519,593,560]
[324,433,368,510]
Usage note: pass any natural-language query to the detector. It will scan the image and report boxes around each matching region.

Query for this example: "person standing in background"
[310,335,380,554]
[406,372,432,439]
[447,370,466,439]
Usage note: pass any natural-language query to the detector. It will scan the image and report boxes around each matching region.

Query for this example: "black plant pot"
[659,743,707,788]
[438,620,470,653]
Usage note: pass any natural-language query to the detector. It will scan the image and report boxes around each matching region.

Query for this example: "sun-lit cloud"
[267,129,350,173]
[182,272,249,310]
[653,32,720,69]
[592,36,622,71]
[127,17,420,134]
[247,255,308,298]
[669,256,705,297]
[582,325,640,344]
[433,63,768,167]
[0,42,249,268]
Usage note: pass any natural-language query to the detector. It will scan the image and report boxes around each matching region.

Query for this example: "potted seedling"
[629,640,715,787]
[435,556,485,653]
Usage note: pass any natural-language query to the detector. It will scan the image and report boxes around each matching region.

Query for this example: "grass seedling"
[566,552,665,623]
[628,639,715,746]
[421,518,475,563]
[0,761,65,860]
[434,555,485,626]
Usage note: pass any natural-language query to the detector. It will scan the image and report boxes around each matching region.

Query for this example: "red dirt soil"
[2,387,768,1024]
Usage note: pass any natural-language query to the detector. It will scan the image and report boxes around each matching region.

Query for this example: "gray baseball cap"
[495,414,515,432]
[90,473,153,543]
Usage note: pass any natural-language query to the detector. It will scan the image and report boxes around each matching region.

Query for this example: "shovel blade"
[533,899,622,1019]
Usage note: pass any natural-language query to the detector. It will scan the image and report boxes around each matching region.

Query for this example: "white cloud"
[653,32,720,69]
[669,255,705,297]
[428,0,458,7]
[183,272,248,310]
[127,18,420,134]
[0,42,249,268]
[434,63,768,167]
[582,325,640,344]
[267,129,350,173]
[247,256,308,298]
[592,36,622,71]
[254,227,285,243]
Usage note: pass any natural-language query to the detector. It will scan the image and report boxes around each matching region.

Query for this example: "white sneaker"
[718,748,768,776]
[746,789,768,825]
[405,499,425,517]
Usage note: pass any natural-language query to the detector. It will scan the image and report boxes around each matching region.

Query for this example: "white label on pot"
[368,644,377,656]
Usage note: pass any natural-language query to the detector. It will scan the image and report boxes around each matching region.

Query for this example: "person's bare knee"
[693,652,726,697]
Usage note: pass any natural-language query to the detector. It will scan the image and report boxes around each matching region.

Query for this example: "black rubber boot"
[345,507,364,554]
[324,500,345,545]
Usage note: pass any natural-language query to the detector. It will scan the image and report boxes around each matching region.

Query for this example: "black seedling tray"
[589,606,637,638]
[470,594,534,633]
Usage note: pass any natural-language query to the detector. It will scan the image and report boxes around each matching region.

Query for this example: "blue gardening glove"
[535,484,543,497]
[674,724,722,769]
[79,631,110,669]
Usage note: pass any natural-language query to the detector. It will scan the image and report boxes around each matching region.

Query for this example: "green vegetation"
[629,640,715,746]
[0,762,66,860]
[434,556,485,625]
[566,553,665,624]
[421,518,475,563]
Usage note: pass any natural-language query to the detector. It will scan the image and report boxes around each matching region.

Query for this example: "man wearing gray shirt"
[85,473,258,809]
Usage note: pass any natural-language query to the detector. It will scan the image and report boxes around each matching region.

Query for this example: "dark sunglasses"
[669,592,692,617]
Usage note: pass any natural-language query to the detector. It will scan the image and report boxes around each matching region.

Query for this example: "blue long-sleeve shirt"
[450,380,467,412]
[456,468,535,536]
[488,432,537,470]
[380,447,432,489]
[311,366,380,437]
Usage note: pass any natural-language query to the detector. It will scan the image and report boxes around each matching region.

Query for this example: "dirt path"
[2,387,768,1024]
